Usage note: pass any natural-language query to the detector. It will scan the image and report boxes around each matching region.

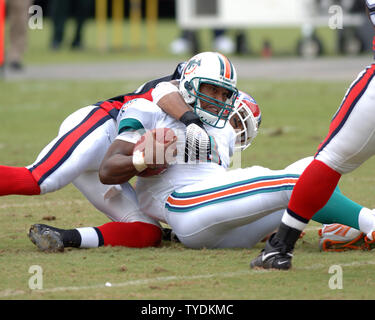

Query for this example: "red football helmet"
[229,90,261,151]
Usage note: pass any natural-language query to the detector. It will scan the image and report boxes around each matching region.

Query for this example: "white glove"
[185,123,211,163]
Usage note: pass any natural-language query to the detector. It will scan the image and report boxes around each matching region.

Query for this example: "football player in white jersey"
[28,53,375,253]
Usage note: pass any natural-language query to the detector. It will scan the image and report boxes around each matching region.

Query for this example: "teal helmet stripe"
[218,55,225,79]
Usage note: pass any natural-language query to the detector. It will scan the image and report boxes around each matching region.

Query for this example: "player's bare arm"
[157,80,191,120]
[99,129,177,185]
[155,80,201,126]
[99,139,136,185]
[155,79,211,162]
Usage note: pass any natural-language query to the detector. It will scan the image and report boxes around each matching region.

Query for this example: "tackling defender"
[1,54,223,248]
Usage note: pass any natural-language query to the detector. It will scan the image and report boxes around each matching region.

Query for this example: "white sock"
[76,227,100,248]
[358,208,375,239]
[281,210,308,231]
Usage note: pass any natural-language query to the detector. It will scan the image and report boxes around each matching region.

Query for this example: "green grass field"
[1,17,375,302]
[1,77,375,301]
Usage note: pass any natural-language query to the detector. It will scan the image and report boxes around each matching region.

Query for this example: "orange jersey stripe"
[167,178,298,206]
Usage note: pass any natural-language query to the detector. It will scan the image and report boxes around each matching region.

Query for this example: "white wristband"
[132,150,147,172]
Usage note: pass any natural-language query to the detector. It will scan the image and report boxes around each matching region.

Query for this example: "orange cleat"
[318,224,367,252]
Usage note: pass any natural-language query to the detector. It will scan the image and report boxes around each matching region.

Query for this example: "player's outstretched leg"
[0,166,40,196]
[28,221,163,252]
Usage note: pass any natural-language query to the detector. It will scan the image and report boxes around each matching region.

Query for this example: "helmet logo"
[184,58,201,75]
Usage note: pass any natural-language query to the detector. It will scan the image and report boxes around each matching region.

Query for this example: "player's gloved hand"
[180,111,211,163]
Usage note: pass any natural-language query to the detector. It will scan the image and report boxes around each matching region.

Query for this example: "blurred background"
[0,0,374,79]
[0,0,374,84]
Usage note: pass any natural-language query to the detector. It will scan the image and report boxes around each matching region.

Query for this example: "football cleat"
[161,227,180,243]
[250,233,293,270]
[28,224,64,252]
[318,224,367,252]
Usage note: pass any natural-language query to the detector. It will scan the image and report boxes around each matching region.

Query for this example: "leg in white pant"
[165,162,309,249]
[73,171,160,226]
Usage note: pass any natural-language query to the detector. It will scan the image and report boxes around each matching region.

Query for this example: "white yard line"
[0,199,368,298]
[1,260,375,298]
[0,199,87,209]
[0,271,251,298]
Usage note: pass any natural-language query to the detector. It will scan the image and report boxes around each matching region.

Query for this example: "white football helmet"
[229,90,262,151]
[179,52,238,128]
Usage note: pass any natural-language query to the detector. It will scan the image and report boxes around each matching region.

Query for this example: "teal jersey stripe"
[118,118,145,135]
[166,184,295,212]
[170,174,300,199]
